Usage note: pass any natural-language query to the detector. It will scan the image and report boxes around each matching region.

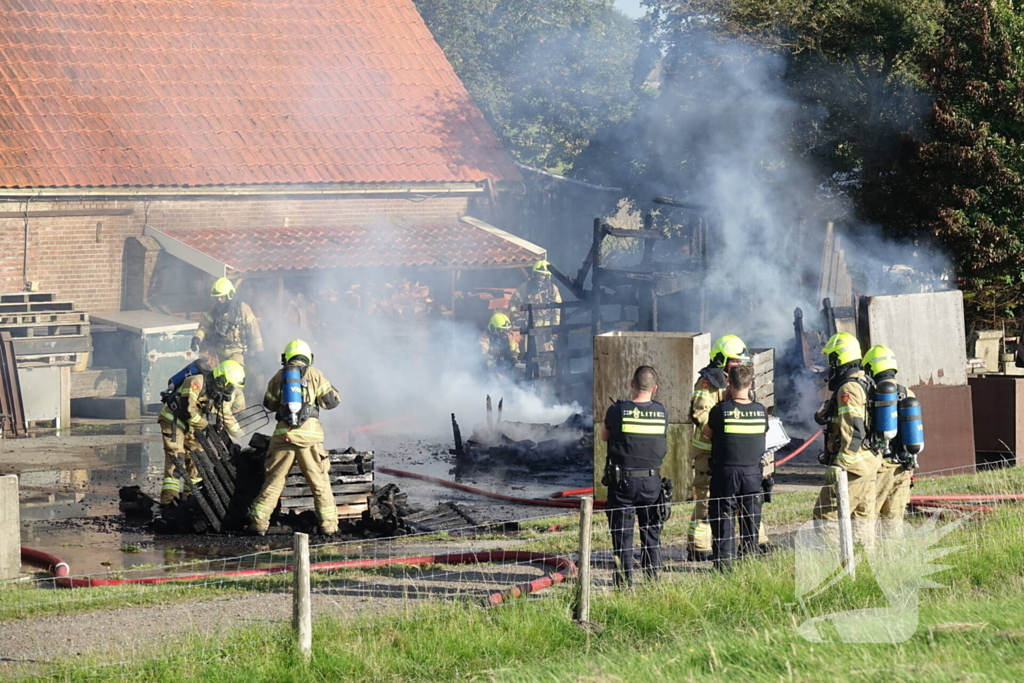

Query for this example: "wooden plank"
[285,471,373,486]
[0,293,55,304]
[280,482,374,497]
[0,301,75,314]
[0,322,89,338]
[12,335,91,356]
[279,492,372,509]
[0,311,89,326]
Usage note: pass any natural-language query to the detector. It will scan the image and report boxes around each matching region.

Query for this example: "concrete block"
[71,396,140,420]
[593,332,709,502]
[975,330,1002,373]
[70,367,128,398]
[912,384,976,476]
[0,474,19,580]
[865,290,967,387]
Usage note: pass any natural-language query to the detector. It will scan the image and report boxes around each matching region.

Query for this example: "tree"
[414,0,642,171]
[895,0,1024,325]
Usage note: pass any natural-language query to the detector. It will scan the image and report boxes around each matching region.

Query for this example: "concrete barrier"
[864,290,967,387]
[0,474,19,579]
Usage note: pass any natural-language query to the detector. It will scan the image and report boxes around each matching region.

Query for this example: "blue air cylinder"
[898,396,924,455]
[167,360,209,390]
[872,379,899,440]
[281,365,304,427]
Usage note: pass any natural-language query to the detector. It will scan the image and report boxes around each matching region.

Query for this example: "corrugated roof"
[0,0,520,188]
[154,221,544,274]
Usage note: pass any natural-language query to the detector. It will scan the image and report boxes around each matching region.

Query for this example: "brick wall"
[0,194,471,312]
[143,196,470,231]
[0,200,139,312]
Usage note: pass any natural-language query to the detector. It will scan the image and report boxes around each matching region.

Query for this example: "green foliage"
[896,0,1024,315]
[414,0,643,170]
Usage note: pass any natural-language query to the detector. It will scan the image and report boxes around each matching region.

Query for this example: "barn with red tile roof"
[0,0,535,316]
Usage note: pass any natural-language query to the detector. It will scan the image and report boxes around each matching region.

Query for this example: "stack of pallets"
[750,347,775,414]
[0,292,90,367]
[278,448,375,519]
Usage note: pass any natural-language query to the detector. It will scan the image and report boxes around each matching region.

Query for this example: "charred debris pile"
[450,396,593,476]
[119,428,478,538]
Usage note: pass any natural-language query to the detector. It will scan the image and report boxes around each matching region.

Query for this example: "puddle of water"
[18,430,591,577]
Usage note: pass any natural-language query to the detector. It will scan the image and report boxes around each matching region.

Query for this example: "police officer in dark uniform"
[703,364,768,570]
[601,365,669,587]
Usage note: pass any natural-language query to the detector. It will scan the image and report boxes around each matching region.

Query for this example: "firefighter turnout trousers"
[248,441,338,533]
[688,449,714,553]
[159,417,200,505]
[605,474,663,585]
[875,460,912,537]
[812,461,881,548]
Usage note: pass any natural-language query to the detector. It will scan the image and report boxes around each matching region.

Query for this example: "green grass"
[13,499,1024,682]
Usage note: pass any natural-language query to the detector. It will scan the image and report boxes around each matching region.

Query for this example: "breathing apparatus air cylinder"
[281,364,305,427]
[872,379,900,441]
[168,360,205,390]
[897,396,924,455]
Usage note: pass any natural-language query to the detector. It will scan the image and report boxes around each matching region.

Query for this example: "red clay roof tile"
[0,0,519,188]
[160,223,541,274]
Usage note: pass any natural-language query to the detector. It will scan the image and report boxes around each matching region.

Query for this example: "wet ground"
[7,418,594,576]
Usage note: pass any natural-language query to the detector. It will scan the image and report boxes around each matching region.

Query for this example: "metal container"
[90,311,198,411]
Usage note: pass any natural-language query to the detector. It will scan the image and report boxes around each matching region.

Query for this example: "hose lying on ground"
[545,429,827,501]
[20,547,575,606]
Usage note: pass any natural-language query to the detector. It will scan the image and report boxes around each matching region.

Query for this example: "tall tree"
[897,0,1024,324]
[414,0,642,171]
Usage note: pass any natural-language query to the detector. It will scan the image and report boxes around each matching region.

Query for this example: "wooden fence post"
[574,496,594,622]
[836,470,855,579]
[293,532,312,662]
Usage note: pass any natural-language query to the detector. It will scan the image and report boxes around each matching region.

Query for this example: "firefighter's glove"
[814,398,834,426]
[825,465,842,486]
[190,336,201,353]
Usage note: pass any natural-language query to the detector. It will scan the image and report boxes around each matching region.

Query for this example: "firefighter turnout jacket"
[509,280,562,327]
[195,299,264,360]
[689,365,729,455]
[480,331,520,367]
[158,373,245,436]
[263,362,341,447]
[816,367,878,477]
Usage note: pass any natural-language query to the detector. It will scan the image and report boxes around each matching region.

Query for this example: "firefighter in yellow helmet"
[863,345,919,538]
[509,260,562,356]
[686,334,749,559]
[247,340,341,536]
[813,332,881,547]
[192,278,264,366]
[157,360,246,505]
[480,312,520,373]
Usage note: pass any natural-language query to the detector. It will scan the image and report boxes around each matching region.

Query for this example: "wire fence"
[2,460,1023,681]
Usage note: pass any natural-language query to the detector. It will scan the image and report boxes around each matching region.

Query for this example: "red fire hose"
[773,429,824,467]
[20,547,575,606]
[544,429,827,501]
